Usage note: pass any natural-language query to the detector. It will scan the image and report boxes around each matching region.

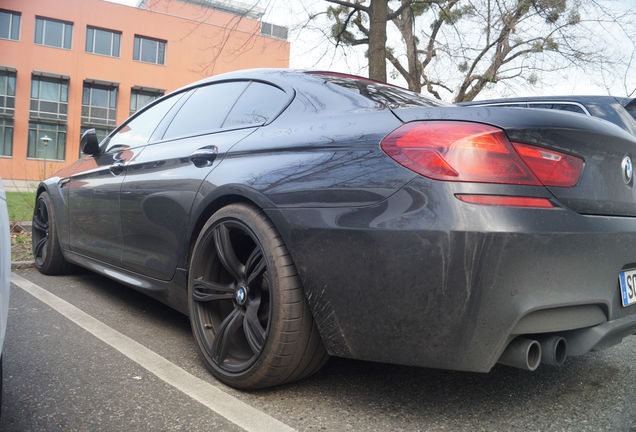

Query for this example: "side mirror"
[80,128,100,156]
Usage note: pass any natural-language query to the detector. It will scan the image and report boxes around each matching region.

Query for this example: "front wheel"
[188,203,327,389]
[32,191,74,275]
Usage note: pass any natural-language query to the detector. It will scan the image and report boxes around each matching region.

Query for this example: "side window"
[104,92,183,153]
[163,81,248,140]
[550,104,585,114]
[530,103,585,114]
[223,82,288,128]
[529,103,552,109]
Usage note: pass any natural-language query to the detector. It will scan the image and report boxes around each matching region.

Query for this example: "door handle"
[189,147,218,168]
[109,161,125,175]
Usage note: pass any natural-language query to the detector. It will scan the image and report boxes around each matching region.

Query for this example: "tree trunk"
[368,0,388,82]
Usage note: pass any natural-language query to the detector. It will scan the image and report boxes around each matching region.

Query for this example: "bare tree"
[324,0,635,101]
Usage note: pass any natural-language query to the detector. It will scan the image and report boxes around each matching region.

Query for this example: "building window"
[260,22,288,41]
[0,10,20,41]
[34,16,72,49]
[30,76,69,122]
[0,118,13,156]
[27,121,66,161]
[0,70,15,157]
[0,70,16,117]
[133,35,165,65]
[130,89,163,116]
[82,82,118,127]
[86,26,121,57]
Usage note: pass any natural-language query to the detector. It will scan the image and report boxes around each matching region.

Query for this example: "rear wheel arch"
[186,188,279,272]
[35,184,47,199]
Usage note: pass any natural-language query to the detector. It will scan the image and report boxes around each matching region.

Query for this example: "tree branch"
[325,0,369,13]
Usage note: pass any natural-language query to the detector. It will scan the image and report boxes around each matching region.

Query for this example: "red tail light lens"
[381,121,541,185]
[512,142,583,187]
[381,121,583,187]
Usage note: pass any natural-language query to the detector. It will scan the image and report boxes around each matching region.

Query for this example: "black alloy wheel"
[32,194,50,267]
[188,204,328,389]
[191,219,271,373]
[32,191,73,275]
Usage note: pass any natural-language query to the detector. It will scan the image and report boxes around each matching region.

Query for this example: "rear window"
[624,99,636,121]
[223,82,288,128]
[163,81,248,139]
[529,103,586,114]
[309,72,448,109]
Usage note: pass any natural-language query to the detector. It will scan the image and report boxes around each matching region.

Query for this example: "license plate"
[619,269,636,307]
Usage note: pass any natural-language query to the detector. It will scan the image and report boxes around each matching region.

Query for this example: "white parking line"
[11,273,296,432]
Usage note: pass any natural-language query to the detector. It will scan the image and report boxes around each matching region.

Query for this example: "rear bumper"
[268,177,636,372]
[565,314,636,356]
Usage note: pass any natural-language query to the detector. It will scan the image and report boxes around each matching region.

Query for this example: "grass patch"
[6,191,36,222]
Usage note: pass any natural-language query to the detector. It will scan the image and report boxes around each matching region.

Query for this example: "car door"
[67,92,184,265]
[119,80,260,280]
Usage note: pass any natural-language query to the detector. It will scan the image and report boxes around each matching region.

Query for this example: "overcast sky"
[106,0,635,101]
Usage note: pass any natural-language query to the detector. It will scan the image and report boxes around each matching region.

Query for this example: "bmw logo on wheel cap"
[622,155,633,184]
[235,286,247,305]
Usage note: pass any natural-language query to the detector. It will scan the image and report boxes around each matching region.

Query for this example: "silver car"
[0,180,10,403]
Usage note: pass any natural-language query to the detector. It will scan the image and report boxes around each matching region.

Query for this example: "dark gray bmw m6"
[32,69,636,389]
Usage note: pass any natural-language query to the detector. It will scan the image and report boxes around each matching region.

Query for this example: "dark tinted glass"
[528,103,585,114]
[223,82,287,128]
[163,82,248,139]
[105,93,183,152]
[315,73,448,108]
[551,104,585,114]
[623,99,636,121]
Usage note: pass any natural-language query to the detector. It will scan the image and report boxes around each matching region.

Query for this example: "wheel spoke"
[32,214,48,232]
[212,307,243,363]
[213,224,244,281]
[33,201,49,232]
[192,279,234,302]
[244,298,266,354]
[33,236,47,259]
[245,246,266,285]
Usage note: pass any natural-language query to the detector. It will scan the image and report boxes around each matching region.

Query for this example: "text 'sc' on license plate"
[619,269,636,307]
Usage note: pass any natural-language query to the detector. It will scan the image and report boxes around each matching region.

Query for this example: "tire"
[188,203,328,389]
[32,191,74,275]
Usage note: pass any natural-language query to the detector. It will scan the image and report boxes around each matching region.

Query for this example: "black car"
[459,95,636,136]
[32,69,636,389]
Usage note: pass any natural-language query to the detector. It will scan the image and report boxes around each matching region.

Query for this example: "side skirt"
[63,250,190,315]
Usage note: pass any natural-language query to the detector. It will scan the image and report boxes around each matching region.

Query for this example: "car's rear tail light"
[456,194,555,208]
[512,142,583,187]
[381,121,541,185]
[381,121,583,187]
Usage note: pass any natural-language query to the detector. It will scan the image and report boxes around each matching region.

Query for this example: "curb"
[12,261,34,269]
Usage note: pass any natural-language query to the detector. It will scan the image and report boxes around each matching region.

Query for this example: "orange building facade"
[0,0,289,188]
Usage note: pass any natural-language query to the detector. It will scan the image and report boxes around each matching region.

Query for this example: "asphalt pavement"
[2,268,636,431]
